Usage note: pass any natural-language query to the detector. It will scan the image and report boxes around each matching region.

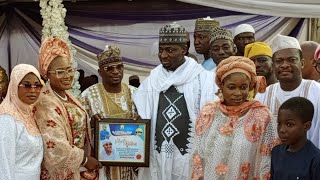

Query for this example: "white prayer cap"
[233,24,255,38]
[102,139,112,145]
[271,34,301,55]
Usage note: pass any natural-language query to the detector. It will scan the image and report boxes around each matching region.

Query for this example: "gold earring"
[216,89,224,101]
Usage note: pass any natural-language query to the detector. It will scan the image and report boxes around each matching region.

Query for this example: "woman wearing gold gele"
[34,37,100,180]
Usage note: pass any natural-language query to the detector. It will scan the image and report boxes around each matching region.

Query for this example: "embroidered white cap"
[233,24,255,38]
[271,34,301,55]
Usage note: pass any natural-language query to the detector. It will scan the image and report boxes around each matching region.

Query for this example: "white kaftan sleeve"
[0,115,16,180]
[308,94,320,148]
[133,78,153,119]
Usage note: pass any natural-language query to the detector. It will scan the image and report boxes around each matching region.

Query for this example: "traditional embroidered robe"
[34,84,91,180]
[155,86,191,158]
[192,101,279,180]
[255,79,320,148]
[133,57,219,180]
[81,83,136,119]
[80,83,137,180]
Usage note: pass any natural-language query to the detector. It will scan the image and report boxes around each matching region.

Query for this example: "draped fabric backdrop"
[0,1,308,82]
[178,0,320,18]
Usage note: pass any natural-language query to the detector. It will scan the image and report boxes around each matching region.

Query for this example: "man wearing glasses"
[300,41,320,81]
[80,45,137,180]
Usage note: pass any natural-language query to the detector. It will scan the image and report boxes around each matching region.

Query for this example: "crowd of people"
[0,16,320,180]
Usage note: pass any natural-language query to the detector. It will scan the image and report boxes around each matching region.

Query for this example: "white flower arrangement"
[40,0,81,97]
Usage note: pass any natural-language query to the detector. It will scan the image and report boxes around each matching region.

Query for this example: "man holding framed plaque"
[80,46,138,180]
[134,23,219,180]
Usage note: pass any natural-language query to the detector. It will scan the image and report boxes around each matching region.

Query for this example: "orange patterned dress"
[192,100,279,180]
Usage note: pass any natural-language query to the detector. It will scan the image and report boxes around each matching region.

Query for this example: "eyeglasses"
[19,83,43,91]
[48,68,75,78]
[103,64,124,72]
[104,143,112,146]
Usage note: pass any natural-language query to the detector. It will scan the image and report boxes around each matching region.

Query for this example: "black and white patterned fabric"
[155,86,191,157]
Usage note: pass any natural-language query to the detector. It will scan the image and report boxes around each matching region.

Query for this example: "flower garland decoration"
[39,0,81,97]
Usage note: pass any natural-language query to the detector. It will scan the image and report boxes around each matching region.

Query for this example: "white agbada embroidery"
[0,114,43,180]
[134,57,219,180]
[255,79,320,148]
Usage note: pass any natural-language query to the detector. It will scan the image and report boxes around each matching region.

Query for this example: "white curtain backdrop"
[178,0,320,18]
[0,3,309,83]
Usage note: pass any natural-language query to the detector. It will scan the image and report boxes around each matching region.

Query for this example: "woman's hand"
[90,114,103,128]
[132,114,141,121]
[85,157,101,170]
